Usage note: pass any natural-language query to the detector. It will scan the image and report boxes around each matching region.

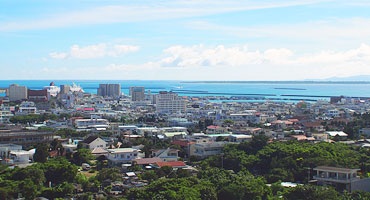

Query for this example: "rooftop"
[313,166,360,173]
[156,161,186,168]
[133,157,162,165]
[107,148,140,153]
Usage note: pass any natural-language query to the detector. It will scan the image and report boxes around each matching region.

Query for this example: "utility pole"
[307,167,311,183]
[221,153,224,169]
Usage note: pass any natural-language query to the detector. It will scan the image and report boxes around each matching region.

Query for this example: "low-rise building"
[80,136,107,150]
[9,150,32,164]
[193,141,226,158]
[0,110,13,123]
[74,118,109,131]
[0,144,22,159]
[229,134,252,143]
[326,131,348,138]
[359,128,370,136]
[17,101,37,115]
[0,130,54,145]
[206,125,227,134]
[151,148,179,162]
[313,166,370,192]
[107,148,141,167]
[154,161,187,169]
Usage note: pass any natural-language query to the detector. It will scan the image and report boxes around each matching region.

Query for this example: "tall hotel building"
[156,91,186,113]
[129,87,145,101]
[98,84,121,98]
[8,84,27,101]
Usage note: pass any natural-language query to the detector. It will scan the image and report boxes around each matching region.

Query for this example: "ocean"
[1,80,370,102]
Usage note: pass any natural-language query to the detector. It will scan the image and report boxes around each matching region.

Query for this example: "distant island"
[274,88,307,90]
[181,81,370,84]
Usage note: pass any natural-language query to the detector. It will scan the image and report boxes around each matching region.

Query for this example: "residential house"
[311,133,329,142]
[289,135,315,141]
[229,134,252,143]
[206,125,227,134]
[193,141,227,158]
[132,157,162,169]
[107,148,141,167]
[81,136,107,150]
[303,122,325,132]
[8,150,32,164]
[326,131,348,138]
[151,148,179,162]
[271,120,293,129]
[154,161,187,169]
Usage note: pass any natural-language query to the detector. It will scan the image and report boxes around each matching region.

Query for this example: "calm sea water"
[1,80,370,101]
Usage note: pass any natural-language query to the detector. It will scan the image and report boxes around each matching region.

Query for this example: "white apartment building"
[326,109,340,118]
[17,101,37,115]
[156,91,186,114]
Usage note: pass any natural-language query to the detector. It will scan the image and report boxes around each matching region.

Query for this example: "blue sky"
[1,0,370,80]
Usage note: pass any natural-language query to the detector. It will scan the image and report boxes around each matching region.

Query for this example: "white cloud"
[159,44,294,67]
[49,43,140,59]
[49,52,68,59]
[70,43,106,59]
[0,0,329,31]
[158,43,370,67]
[112,45,140,56]
[39,43,370,80]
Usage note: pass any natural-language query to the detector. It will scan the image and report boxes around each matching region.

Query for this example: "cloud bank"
[49,43,140,59]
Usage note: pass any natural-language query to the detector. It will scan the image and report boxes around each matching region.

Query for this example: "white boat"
[70,82,84,93]
[43,82,60,97]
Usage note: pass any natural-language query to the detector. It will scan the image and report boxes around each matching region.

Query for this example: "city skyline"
[1,0,370,80]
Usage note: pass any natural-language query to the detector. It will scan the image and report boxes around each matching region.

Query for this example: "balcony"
[313,175,360,184]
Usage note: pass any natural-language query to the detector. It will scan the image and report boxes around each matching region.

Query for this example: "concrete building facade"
[8,84,27,101]
[98,84,121,98]
[156,91,186,113]
[129,87,145,101]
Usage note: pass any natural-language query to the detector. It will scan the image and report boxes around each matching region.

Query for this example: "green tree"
[141,170,158,182]
[33,143,49,163]
[40,158,78,185]
[96,168,122,182]
[284,185,339,200]
[19,179,38,200]
[349,190,370,200]
[176,168,190,178]
[72,149,94,165]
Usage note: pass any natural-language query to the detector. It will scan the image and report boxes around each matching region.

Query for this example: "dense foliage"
[200,135,370,183]
[3,134,370,199]
[10,113,58,124]
[0,158,77,199]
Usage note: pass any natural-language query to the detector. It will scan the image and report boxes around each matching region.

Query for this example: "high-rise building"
[60,85,71,95]
[8,84,27,101]
[156,91,186,113]
[129,87,145,101]
[98,84,121,98]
